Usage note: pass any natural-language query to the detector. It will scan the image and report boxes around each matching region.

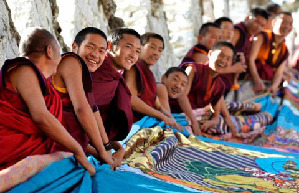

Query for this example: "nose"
[130,48,139,60]
[90,49,100,59]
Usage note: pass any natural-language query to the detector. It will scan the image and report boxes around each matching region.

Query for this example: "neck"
[274,33,285,45]
[107,52,124,74]
[27,55,50,78]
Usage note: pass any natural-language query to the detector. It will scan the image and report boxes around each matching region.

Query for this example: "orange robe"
[255,31,289,80]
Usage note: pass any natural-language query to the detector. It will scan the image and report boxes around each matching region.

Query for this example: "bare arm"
[269,60,287,97]
[231,28,240,46]
[156,84,170,112]
[248,34,266,93]
[200,98,221,132]
[11,65,95,175]
[177,96,201,136]
[177,66,201,135]
[124,67,179,128]
[58,57,114,166]
[219,96,237,136]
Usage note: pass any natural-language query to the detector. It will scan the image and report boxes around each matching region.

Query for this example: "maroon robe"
[0,57,62,170]
[181,43,209,64]
[219,73,234,95]
[234,22,253,66]
[91,54,132,141]
[255,31,289,80]
[170,62,225,113]
[132,60,157,122]
[52,52,97,152]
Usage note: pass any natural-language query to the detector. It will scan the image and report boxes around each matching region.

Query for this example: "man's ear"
[72,42,78,53]
[46,45,53,59]
[161,74,166,84]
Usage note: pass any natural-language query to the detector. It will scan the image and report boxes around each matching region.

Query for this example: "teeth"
[171,88,178,94]
[88,59,97,64]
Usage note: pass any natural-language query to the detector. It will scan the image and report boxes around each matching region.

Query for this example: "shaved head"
[20,27,57,57]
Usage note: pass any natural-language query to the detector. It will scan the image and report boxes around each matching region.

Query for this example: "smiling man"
[249,12,293,96]
[51,27,116,169]
[91,28,141,167]
[175,41,238,136]
[232,7,269,73]
[124,32,181,130]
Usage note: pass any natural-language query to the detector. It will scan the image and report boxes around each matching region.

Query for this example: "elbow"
[73,105,90,117]
[31,109,50,127]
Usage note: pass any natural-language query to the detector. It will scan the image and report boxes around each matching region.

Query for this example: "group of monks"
[0,3,295,175]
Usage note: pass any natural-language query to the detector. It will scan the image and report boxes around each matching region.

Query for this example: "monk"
[91,28,140,167]
[51,27,115,169]
[124,32,182,130]
[176,41,239,136]
[214,17,247,94]
[0,28,95,175]
[181,22,221,64]
[265,3,281,31]
[232,7,269,71]
[249,12,293,97]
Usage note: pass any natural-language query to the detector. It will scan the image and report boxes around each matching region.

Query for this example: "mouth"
[86,58,99,66]
[216,63,225,68]
[126,58,134,65]
[171,87,179,95]
[150,56,158,62]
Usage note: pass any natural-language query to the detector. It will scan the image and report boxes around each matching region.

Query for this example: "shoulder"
[156,83,167,93]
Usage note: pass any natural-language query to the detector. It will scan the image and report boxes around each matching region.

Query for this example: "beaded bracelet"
[104,141,113,151]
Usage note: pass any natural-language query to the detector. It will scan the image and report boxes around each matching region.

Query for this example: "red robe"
[0,57,62,170]
[51,52,97,152]
[181,43,209,64]
[182,43,233,95]
[170,62,225,113]
[234,22,253,80]
[91,54,132,141]
[219,73,234,95]
[132,60,157,122]
[255,31,289,80]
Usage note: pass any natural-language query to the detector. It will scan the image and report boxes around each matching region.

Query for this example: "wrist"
[104,141,113,151]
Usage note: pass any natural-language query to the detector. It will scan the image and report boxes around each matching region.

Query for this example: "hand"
[232,62,247,73]
[74,151,96,176]
[236,52,245,64]
[162,115,183,131]
[199,120,217,133]
[191,121,202,136]
[267,86,278,98]
[253,78,266,93]
[99,150,116,171]
[112,147,125,168]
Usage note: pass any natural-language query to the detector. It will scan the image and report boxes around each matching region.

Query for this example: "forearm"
[94,111,110,144]
[74,106,106,153]
[272,63,286,89]
[178,95,197,127]
[131,95,165,120]
[248,59,261,82]
[159,106,172,117]
[33,111,83,155]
